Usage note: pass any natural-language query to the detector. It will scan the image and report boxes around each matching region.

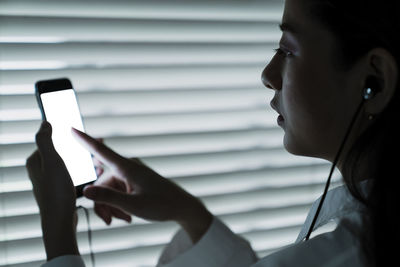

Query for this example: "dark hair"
[307,0,400,266]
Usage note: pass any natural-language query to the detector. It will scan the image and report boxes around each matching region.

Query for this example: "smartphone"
[35,78,97,197]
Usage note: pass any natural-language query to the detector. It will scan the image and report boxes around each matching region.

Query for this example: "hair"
[306,0,400,266]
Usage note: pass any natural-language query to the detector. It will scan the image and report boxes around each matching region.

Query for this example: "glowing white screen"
[40,89,97,186]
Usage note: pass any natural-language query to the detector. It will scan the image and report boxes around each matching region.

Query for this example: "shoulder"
[252,220,365,267]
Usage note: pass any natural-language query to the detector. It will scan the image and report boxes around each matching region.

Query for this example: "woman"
[26,0,399,266]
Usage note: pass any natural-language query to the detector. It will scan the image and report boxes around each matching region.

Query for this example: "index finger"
[71,128,127,172]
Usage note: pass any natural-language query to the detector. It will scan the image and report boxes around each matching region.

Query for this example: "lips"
[277,115,284,125]
[270,99,282,117]
[270,99,284,126]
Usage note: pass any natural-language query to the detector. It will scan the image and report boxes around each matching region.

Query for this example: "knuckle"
[26,151,39,166]
[35,131,50,147]
[95,187,107,199]
[93,141,104,152]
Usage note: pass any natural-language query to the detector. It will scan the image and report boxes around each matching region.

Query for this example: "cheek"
[281,84,322,156]
[280,61,340,157]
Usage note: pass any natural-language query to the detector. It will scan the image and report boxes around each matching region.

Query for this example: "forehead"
[281,0,334,40]
[282,0,308,29]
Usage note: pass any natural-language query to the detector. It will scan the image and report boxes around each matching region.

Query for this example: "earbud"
[363,87,375,100]
[363,76,381,100]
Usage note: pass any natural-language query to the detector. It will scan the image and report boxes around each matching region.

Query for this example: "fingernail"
[71,127,79,134]
[72,127,84,133]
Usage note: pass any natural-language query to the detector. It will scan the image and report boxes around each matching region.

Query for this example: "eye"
[274,47,293,57]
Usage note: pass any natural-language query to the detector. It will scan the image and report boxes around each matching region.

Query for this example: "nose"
[261,71,273,90]
[261,56,282,91]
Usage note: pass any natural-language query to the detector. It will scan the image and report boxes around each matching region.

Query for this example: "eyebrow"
[279,22,298,34]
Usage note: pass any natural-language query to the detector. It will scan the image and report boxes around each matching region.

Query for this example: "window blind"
[0,0,341,266]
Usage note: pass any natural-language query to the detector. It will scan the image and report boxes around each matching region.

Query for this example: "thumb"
[35,121,57,159]
[84,185,130,212]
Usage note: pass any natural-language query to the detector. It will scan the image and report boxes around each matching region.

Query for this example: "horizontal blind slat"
[0,0,284,21]
[0,109,275,145]
[0,65,266,91]
[0,159,330,192]
[0,88,271,115]
[1,146,322,176]
[0,43,275,71]
[0,162,335,218]
[1,127,282,165]
[0,16,281,43]
[1,203,310,244]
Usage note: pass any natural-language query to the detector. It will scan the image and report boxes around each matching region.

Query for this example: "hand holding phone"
[26,121,80,260]
[35,78,97,197]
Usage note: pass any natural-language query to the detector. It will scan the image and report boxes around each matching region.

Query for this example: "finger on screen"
[71,127,126,171]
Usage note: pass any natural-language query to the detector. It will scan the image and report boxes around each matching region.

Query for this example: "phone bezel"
[35,78,97,197]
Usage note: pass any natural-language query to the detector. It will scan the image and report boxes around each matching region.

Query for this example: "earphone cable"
[304,97,366,240]
[77,205,96,267]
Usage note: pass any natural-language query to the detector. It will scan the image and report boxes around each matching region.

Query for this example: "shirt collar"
[295,180,370,243]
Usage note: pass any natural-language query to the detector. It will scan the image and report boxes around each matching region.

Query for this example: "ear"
[362,48,398,115]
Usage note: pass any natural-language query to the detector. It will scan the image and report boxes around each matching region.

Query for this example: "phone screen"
[40,89,97,186]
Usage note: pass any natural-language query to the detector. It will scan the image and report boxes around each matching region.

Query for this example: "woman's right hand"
[72,128,212,243]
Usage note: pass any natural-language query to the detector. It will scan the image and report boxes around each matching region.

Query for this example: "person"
[25,0,400,266]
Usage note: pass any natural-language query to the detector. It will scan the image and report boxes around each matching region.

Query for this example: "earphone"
[304,77,379,241]
[364,87,375,100]
[363,76,381,100]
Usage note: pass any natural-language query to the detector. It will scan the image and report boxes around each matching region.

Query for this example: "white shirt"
[42,182,369,267]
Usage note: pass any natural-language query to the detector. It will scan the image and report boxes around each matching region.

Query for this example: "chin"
[283,134,322,159]
[283,134,301,155]
[283,142,305,157]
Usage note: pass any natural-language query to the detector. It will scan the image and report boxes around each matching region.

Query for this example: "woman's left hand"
[26,121,79,260]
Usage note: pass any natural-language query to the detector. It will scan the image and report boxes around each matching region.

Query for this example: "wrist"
[41,214,80,260]
[176,198,213,244]
[43,229,79,260]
